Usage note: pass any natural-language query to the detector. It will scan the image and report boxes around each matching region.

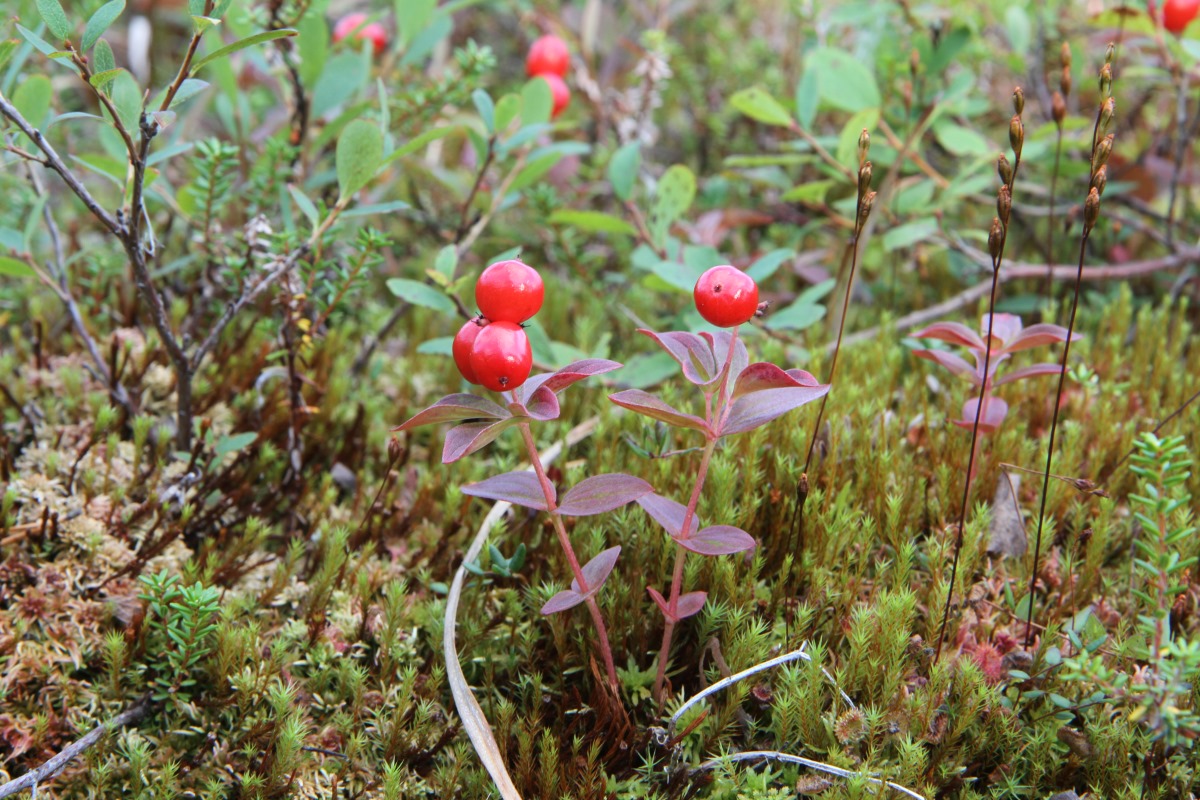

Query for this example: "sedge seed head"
[988,217,1004,262]
[1052,91,1066,125]
[1084,186,1101,230]
[1009,115,1024,160]
[1012,86,1025,116]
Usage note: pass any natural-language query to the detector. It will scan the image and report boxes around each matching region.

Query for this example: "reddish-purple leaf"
[913,349,981,384]
[540,359,622,394]
[462,470,551,510]
[732,362,821,398]
[638,329,718,385]
[541,588,585,615]
[676,525,757,555]
[393,393,510,431]
[637,493,699,538]
[994,363,1064,386]
[951,396,1009,434]
[558,474,653,516]
[720,382,830,436]
[913,321,985,352]
[573,546,621,594]
[647,586,672,618]
[701,330,749,386]
[442,417,526,463]
[609,389,709,433]
[983,313,1023,348]
[1002,323,1081,354]
[523,385,561,421]
[675,591,708,619]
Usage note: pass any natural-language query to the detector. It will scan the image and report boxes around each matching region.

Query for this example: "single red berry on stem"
[1160,0,1200,32]
[540,74,571,118]
[693,265,759,328]
[453,318,487,384]
[332,13,388,56]
[525,34,570,77]
[470,321,533,392]
[475,260,544,324]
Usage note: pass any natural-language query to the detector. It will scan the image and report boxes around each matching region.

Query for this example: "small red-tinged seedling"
[693,265,759,328]
[540,73,571,119]
[475,259,544,323]
[332,13,388,56]
[394,358,646,689]
[469,321,532,392]
[452,317,486,385]
[526,34,570,78]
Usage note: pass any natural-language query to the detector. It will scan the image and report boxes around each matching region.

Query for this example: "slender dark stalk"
[1043,126,1064,294]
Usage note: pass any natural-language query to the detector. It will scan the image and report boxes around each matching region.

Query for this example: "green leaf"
[93,38,115,74]
[189,28,297,76]
[386,278,455,314]
[646,259,704,293]
[766,297,826,331]
[311,52,369,119]
[107,69,142,133]
[934,122,992,157]
[728,86,793,127]
[400,13,450,66]
[649,164,696,248]
[336,119,384,202]
[608,142,640,202]
[16,24,66,61]
[287,185,319,231]
[295,13,328,89]
[382,126,457,164]
[88,68,125,90]
[520,76,552,127]
[508,152,564,192]
[493,93,521,133]
[416,335,453,355]
[434,245,457,280]
[805,47,880,112]
[215,432,258,458]
[882,218,939,252]
[0,256,36,278]
[82,0,125,51]
[36,0,72,41]
[836,108,879,167]
[472,88,494,133]
[794,68,820,130]
[547,210,636,236]
[0,39,18,73]
[13,74,52,129]
[745,248,793,282]
[781,179,835,204]
[340,201,411,218]
[168,78,209,108]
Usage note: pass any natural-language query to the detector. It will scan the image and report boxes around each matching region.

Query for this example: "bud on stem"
[857,190,876,228]
[1052,91,1066,126]
[1092,133,1114,172]
[857,161,873,200]
[1084,186,1101,232]
[1012,86,1025,116]
[1009,115,1024,162]
[997,154,1013,187]
[858,128,870,167]
[988,217,1004,264]
[997,185,1012,227]
[1091,163,1108,197]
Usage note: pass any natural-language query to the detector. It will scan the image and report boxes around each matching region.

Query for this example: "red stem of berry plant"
[651,326,739,705]
[516,421,619,687]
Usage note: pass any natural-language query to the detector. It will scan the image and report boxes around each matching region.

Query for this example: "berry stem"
[516,421,619,688]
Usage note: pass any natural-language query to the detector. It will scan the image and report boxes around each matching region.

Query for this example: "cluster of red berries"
[453,260,544,392]
[331,12,388,56]
[693,265,759,328]
[525,35,571,118]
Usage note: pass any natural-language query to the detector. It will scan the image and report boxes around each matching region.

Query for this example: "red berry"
[540,73,571,118]
[525,34,570,78]
[693,266,759,328]
[475,260,544,324]
[453,318,486,384]
[469,321,532,392]
[1161,0,1200,32]
[332,13,388,57]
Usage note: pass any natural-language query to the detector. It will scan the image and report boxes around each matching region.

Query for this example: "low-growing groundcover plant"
[1,0,1200,798]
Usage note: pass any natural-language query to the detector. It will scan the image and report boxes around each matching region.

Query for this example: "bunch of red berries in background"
[331,12,388,56]
[453,260,544,392]
[525,34,571,118]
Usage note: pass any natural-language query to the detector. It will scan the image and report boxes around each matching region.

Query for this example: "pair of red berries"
[453,260,544,392]
[526,35,571,118]
[694,265,760,328]
[332,13,388,56]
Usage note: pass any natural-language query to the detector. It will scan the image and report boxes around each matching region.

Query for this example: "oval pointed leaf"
[952,397,1009,434]
[522,385,560,421]
[913,349,980,384]
[572,546,621,594]
[608,141,640,201]
[720,382,830,436]
[189,28,298,75]
[729,86,794,127]
[701,331,750,386]
[442,417,526,463]
[386,278,455,313]
[37,0,72,40]
[677,525,756,556]
[337,119,384,201]
[637,329,717,385]
[913,321,985,351]
[393,393,510,431]
[649,164,696,247]
[609,389,708,433]
[636,493,698,539]
[541,588,585,615]
[541,359,623,395]
[675,591,708,619]
[558,474,653,516]
[1004,323,1081,353]
[83,0,125,51]
[463,471,550,511]
[994,363,1064,386]
[732,362,821,399]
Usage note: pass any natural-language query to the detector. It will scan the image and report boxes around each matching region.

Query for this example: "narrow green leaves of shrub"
[188,29,297,76]
[82,0,125,52]
[36,0,72,41]
[336,119,384,203]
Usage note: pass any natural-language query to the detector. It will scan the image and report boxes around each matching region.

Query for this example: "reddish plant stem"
[651,326,740,706]
[516,421,618,687]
